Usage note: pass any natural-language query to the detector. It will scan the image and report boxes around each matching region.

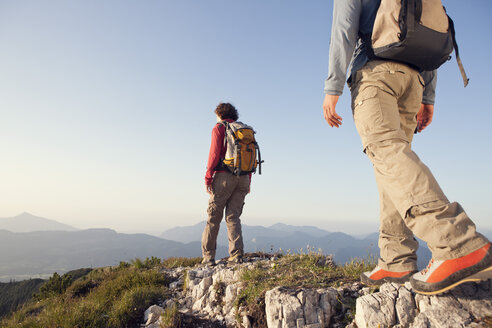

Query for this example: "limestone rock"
[143,305,165,326]
[394,284,416,327]
[142,257,491,328]
[265,286,338,328]
[354,280,492,328]
[354,283,397,328]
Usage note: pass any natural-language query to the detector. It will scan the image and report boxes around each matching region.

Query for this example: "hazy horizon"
[0,211,384,237]
[2,212,492,239]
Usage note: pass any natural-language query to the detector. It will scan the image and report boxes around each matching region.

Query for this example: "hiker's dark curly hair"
[215,103,239,121]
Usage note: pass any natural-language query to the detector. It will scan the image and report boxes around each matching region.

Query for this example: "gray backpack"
[219,121,263,176]
[364,0,468,86]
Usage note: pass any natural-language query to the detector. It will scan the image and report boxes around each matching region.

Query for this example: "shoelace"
[421,259,435,275]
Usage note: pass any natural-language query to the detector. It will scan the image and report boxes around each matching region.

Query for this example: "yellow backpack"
[220,121,263,175]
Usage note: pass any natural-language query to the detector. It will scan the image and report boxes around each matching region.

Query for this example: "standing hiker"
[201,103,261,266]
[323,0,491,295]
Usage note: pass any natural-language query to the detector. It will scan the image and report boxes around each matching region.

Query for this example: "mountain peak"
[0,213,78,233]
[14,212,41,219]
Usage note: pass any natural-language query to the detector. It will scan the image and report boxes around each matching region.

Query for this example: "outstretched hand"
[416,103,434,133]
[323,94,342,127]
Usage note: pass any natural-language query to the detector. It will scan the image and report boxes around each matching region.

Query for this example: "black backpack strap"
[447,16,469,87]
[255,142,263,175]
[214,121,229,171]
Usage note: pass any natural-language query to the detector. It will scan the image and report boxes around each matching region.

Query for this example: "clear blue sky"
[1,0,491,235]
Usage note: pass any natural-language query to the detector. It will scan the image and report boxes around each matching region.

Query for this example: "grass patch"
[131,256,161,269]
[236,252,376,315]
[161,257,202,268]
[160,302,181,328]
[0,279,46,319]
[1,259,171,328]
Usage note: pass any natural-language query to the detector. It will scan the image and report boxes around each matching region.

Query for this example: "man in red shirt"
[202,103,250,266]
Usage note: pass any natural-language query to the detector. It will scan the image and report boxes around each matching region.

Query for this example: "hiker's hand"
[416,103,434,133]
[206,184,213,195]
[323,94,342,127]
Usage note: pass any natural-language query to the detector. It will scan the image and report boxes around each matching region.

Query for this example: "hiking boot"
[360,266,416,287]
[227,253,243,264]
[201,258,216,267]
[410,243,492,295]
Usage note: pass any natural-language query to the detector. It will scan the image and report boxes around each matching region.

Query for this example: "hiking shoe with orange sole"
[360,266,417,287]
[410,242,492,295]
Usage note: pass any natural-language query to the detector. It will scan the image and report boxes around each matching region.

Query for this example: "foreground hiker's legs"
[352,61,489,272]
[352,61,423,271]
[377,181,418,271]
[202,172,237,260]
[366,140,488,260]
[224,175,249,257]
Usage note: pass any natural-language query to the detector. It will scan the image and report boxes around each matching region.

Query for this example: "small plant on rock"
[160,303,181,328]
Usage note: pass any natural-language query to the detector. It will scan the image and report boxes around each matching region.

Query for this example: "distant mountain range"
[0,228,227,282]
[161,221,430,266]
[161,222,334,244]
[2,213,490,282]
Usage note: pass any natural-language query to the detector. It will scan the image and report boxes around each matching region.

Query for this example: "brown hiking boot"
[227,253,243,264]
[201,258,216,267]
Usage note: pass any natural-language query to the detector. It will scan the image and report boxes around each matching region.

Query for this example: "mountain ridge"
[0,212,77,232]
[3,213,491,283]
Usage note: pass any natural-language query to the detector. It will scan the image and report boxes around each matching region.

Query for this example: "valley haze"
[0,212,452,282]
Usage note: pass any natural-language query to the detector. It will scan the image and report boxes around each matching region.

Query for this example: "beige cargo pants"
[202,172,249,261]
[350,60,488,271]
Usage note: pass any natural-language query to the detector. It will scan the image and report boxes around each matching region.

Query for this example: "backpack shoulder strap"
[447,15,469,87]
[217,120,228,128]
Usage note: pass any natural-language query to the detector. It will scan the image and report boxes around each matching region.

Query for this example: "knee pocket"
[364,138,408,159]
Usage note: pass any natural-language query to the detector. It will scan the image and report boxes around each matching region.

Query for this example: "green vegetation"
[235,251,376,323]
[160,302,181,328]
[131,256,161,269]
[1,258,173,328]
[0,269,93,319]
[0,279,45,318]
[161,257,201,268]
[2,254,375,328]
[34,272,74,300]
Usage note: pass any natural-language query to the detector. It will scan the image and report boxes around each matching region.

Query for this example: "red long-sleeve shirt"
[205,119,252,186]
[205,119,232,186]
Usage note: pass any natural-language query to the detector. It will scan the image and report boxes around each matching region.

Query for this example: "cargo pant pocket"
[353,86,404,149]
[352,86,382,127]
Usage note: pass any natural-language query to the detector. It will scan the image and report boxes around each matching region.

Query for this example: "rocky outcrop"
[355,280,492,328]
[265,286,338,328]
[181,261,250,326]
[141,258,492,328]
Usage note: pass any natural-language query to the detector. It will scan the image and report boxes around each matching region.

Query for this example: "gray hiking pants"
[202,172,249,260]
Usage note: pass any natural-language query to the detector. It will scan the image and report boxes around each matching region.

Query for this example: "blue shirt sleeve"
[421,70,437,105]
[324,0,362,95]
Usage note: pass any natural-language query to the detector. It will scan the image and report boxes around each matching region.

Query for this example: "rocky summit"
[140,255,492,328]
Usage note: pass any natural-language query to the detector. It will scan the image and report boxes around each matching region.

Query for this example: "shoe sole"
[413,265,492,296]
[360,279,410,288]
[360,271,416,287]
